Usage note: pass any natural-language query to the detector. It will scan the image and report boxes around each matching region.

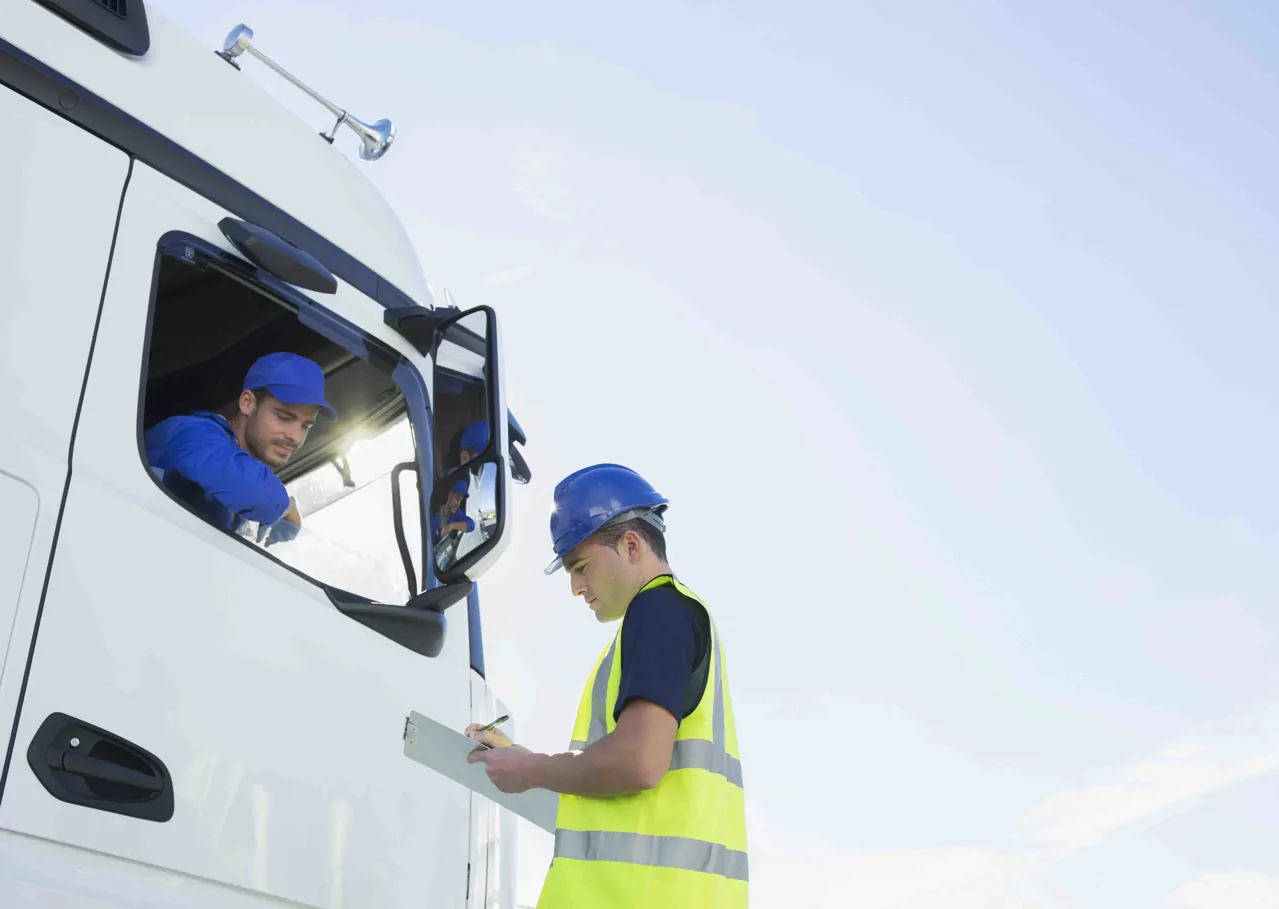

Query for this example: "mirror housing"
[429,305,511,584]
[510,445,531,485]
[385,304,530,485]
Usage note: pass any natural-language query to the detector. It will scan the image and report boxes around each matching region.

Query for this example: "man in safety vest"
[466,463,748,908]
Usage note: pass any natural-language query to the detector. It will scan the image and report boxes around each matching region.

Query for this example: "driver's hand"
[258,517,301,547]
[465,723,514,749]
[258,498,302,547]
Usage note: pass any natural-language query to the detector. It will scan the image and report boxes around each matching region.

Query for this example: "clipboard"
[401,710,559,833]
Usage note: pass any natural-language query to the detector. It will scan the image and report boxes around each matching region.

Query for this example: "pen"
[474,714,509,735]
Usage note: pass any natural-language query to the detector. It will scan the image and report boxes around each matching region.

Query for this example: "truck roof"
[5,0,431,307]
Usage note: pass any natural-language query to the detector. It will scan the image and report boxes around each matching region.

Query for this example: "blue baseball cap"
[460,420,489,454]
[243,352,337,420]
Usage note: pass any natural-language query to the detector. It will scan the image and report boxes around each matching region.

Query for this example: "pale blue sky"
[156,2,1279,906]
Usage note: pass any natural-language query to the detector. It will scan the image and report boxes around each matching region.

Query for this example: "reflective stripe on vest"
[538,576,748,909]
[554,829,750,882]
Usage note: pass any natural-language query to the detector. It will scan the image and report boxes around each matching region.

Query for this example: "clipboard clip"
[402,716,420,746]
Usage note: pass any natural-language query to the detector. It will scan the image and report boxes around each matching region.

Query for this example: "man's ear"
[624,529,645,562]
[237,389,257,417]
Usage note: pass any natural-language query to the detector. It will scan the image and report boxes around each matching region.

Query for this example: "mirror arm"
[332,597,450,659]
[331,454,354,488]
[383,305,458,357]
[406,581,473,613]
[390,461,418,596]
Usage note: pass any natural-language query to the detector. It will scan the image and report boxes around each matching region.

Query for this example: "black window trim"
[138,230,441,605]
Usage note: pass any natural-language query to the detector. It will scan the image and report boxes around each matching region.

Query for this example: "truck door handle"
[26,712,174,822]
[45,746,165,792]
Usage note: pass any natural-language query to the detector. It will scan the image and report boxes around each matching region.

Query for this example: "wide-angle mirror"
[431,306,510,583]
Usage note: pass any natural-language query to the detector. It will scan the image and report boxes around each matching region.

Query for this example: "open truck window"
[139,236,428,605]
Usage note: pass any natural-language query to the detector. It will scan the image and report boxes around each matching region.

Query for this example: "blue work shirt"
[144,411,291,534]
[430,509,475,541]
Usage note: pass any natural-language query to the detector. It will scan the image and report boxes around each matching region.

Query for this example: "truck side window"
[140,241,428,604]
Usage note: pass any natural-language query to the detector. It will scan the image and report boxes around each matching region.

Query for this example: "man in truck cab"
[466,464,748,909]
[458,419,488,465]
[144,352,336,542]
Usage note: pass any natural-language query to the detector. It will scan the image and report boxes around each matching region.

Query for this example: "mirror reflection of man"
[458,419,488,468]
[451,419,487,554]
[430,478,475,543]
[145,352,336,542]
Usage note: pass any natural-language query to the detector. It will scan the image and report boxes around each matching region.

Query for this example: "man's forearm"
[528,737,654,797]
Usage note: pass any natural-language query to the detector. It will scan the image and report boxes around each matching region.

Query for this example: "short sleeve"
[614,583,710,723]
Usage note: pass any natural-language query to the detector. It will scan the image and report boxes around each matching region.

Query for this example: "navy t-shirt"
[613,577,712,724]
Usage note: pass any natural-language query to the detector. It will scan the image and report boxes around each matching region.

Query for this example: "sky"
[154,2,1279,906]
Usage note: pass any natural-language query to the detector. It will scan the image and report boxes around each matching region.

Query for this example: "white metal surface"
[468,679,521,909]
[487,696,519,909]
[0,162,471,907]
[0,828,299,907]
[0,473,38,689]
[469,672,494,909]
[0,83,129,698]
[1,0,432,308]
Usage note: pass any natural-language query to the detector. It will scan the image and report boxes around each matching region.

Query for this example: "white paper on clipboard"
[401,710,559,834]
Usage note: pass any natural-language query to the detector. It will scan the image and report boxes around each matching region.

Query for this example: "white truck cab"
[0,1,528,905]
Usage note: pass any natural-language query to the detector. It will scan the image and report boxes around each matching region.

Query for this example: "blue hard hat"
[460,420,489,454]
[544,464,669,575]
[243,352,336,420]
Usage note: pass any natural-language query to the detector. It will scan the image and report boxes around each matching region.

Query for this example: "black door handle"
[27,712,174,822]
[46,746,165,792]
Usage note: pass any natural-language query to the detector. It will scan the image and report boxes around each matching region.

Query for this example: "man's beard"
[247,421,294,467]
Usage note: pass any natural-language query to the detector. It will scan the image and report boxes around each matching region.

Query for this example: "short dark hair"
[592,516,668,563]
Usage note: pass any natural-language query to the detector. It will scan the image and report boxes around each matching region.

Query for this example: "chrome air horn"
[217,24,396,162]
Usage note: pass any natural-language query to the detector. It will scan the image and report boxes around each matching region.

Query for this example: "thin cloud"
[841,706,1279,908]
[1166,872,1279,909]
[511,143,587,225]
[1024,706,1279,855]
[744,815,1031,909]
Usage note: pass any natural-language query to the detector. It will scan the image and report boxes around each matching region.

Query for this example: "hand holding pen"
[464,714,513,749]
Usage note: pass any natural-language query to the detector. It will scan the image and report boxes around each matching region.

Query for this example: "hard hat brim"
[543,506,666,578]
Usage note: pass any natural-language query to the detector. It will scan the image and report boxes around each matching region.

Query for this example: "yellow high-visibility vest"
[536,575,748,908]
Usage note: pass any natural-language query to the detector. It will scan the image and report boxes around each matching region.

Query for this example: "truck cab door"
[0,160,475,908]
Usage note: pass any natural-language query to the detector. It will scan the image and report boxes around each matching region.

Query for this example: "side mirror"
[430,306,511,584]
[510,445,531,485]
[508,411,531,484]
